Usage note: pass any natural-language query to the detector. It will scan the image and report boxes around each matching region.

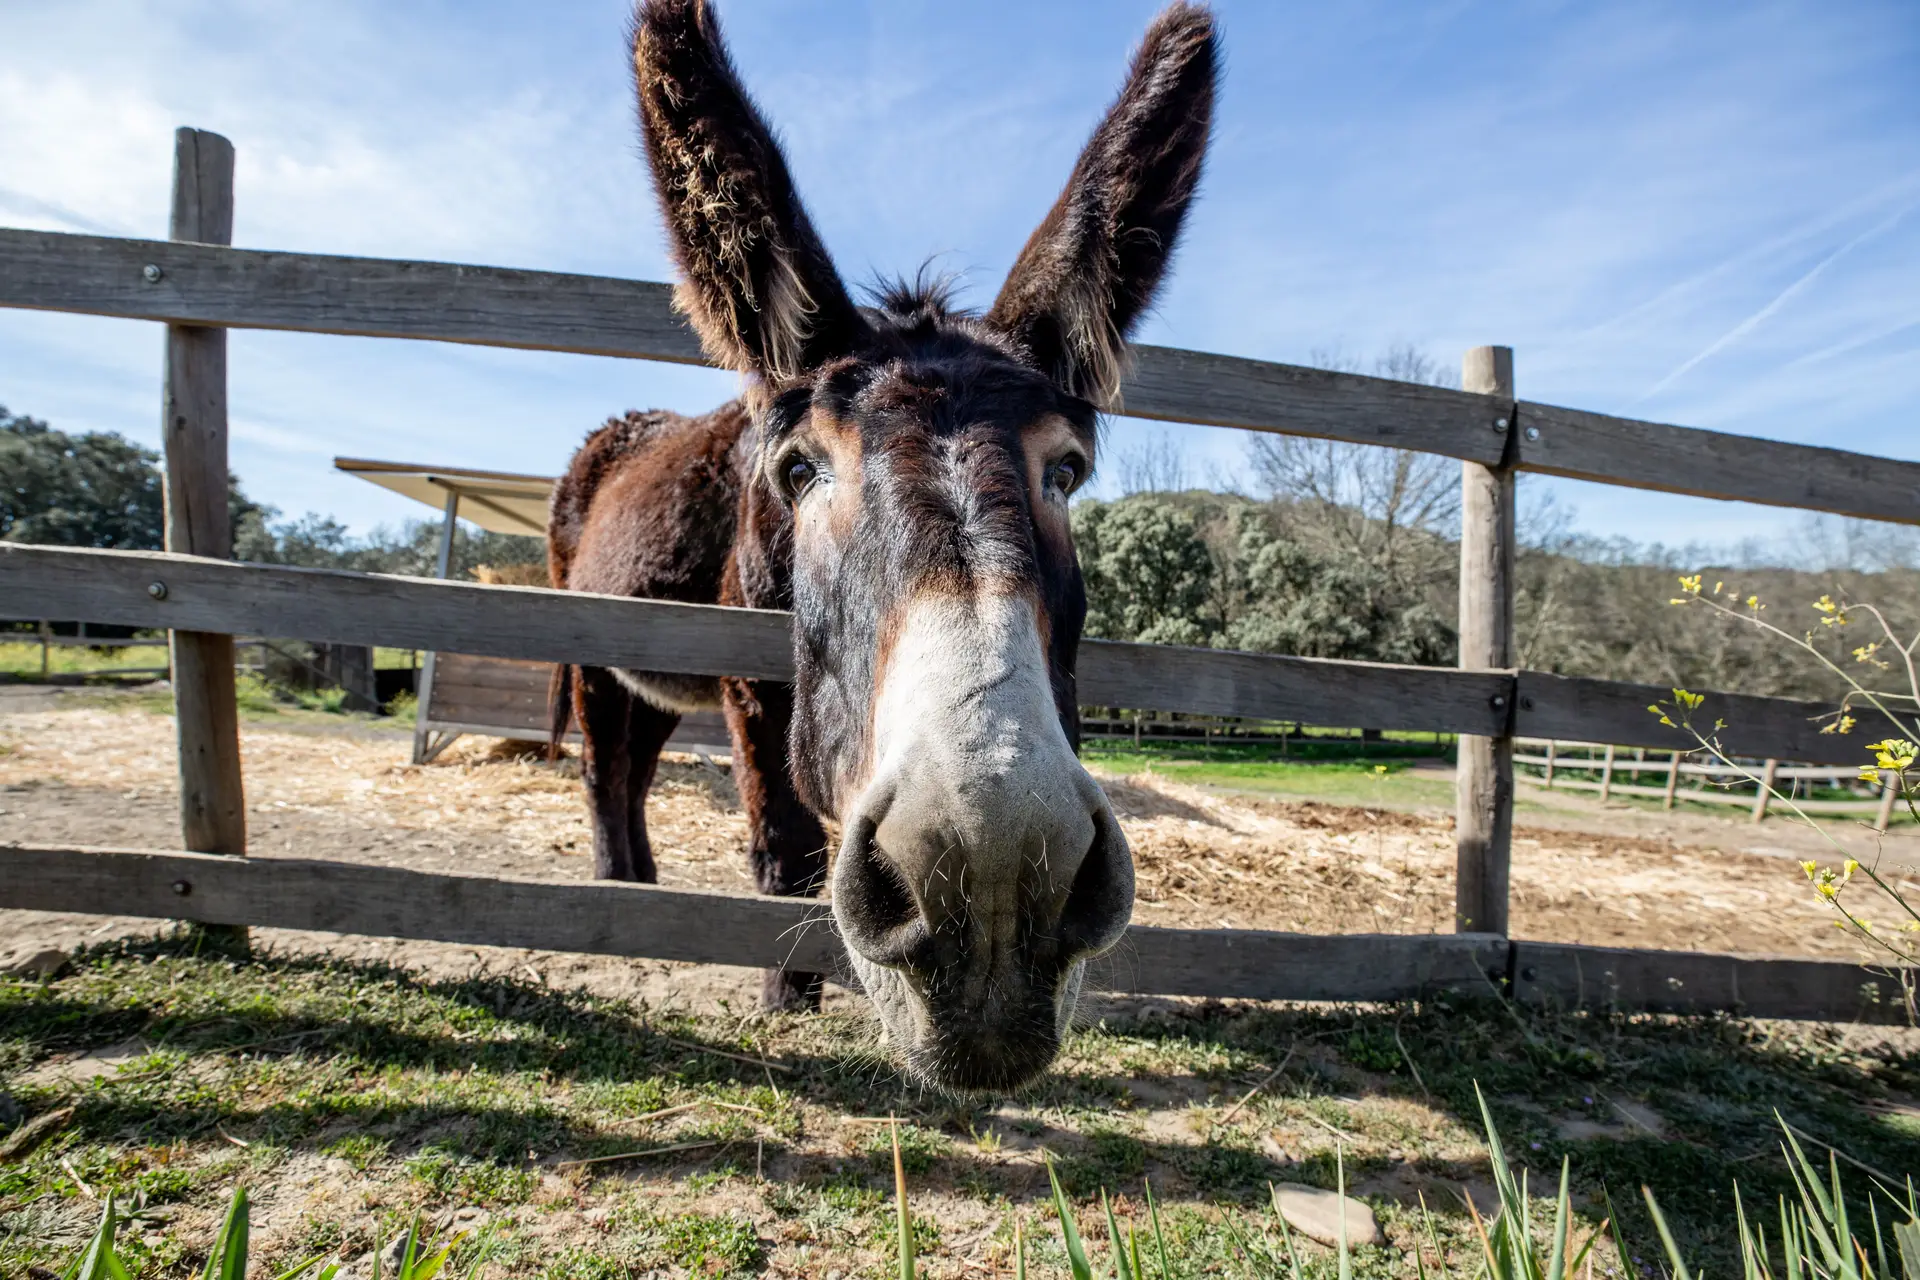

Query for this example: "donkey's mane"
[865,270,965,328]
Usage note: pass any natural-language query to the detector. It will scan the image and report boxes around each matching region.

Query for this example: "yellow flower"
[1678,574,1702,595]
[1814,595,1837,613]
[1861,766,1884,785]
[1853,642,1882,664]
[1673,688,1705,711]
[1867,739,1918,771]
[1746,595,1763,610]
[1844,859,1859,876]
[1373,765,1388,776]
[1800,860,1818,877]
[1713,581,1724,594]
[1818,882,1838,899]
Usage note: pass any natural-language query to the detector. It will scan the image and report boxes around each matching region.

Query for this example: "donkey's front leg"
[722,675,830,1012]
[574,665,640,881]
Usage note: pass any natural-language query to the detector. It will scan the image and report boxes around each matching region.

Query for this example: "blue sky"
[1,0,1915,548]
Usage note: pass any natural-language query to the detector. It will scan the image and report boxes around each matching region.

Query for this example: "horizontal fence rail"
[5,228,1918,525]
[7,542,1899,763]
[2,843,1906,1020]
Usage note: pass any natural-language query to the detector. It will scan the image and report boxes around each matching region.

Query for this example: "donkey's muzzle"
[832,767,1134,1090]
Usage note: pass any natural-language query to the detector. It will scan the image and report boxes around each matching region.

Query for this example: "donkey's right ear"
[633,0,866,381]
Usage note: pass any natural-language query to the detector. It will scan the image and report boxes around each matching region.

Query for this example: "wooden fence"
[1516,739,1903,828]
[1,127,1914,1024]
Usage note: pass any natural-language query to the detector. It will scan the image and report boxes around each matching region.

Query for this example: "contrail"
[1577,169,1920,343]
[1637,191,1920,405]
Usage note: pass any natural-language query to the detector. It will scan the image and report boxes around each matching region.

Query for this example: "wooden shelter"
[334,457,729,762]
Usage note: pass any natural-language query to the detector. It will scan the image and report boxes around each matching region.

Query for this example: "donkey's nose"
[833,767,1133,981]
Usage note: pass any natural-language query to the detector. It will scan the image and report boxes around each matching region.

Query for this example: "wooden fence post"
[162,127,247,950]
[1542,740,1556,788]
[411,488,462,764]
[1875,774,1899,833]
[1455,345,1515,936]
[1663,749,1683,810]
[1750,758,1779,823]
[1598,743,1616,803]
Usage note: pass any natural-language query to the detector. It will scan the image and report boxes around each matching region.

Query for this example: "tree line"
[1,404,545,585]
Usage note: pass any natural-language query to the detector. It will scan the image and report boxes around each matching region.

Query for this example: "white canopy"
[333,456,555,537]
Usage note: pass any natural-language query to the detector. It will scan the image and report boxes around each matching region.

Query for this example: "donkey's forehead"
[809,345,1093,445]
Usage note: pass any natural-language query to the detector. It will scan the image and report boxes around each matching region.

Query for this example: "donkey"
[549,0,1216,1091]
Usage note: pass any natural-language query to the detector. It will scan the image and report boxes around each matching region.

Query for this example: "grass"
[48,1083,1920,1280]
[3,934,1916,1276]
[0,638,169,680]
[1083,741,1457,809]
[47,673,410,726]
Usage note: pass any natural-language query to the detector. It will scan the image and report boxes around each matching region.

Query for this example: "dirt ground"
[6,690,1919,1279]
[4,688,1914,990]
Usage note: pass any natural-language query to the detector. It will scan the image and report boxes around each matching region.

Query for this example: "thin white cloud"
[1636,193,1920,404]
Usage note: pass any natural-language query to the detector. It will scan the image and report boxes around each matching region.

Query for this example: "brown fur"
[552,0,1217,1069]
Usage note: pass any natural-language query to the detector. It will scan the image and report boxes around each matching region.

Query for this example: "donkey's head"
[633,0,1215,1090]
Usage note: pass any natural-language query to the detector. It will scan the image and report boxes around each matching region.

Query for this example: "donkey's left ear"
[987,3,1216,410]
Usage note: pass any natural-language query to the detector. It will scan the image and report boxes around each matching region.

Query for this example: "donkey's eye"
[1048,458,1083,495]
[781,456,819,499]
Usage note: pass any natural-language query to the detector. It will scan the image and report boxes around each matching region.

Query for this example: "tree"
[1216,505,1454,666]
[2,406,273,553]
[1244,345,1461,581]
[1111,427,1191,495]
[1071,496,1216,646]
[2,406,166,549]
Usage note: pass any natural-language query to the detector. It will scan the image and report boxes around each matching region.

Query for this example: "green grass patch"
[3,935,1916,1278]
[1085,744,1456,808]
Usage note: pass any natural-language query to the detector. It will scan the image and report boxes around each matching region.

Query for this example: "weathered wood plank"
[1093,927,1508,1002]
[1515,671,1897,768]
[16,228,1920,521]
[1124,344,1509,463]
[9,546,1896,761]
[3,844,1904,1016]
[0,544,797,681]
[1077,638,1510,736]
[1517,401,1920,527]
[1511,940,1910,1024]
[0,844,843,973]
[0,844,1502,1003]
[1455,347,1516,936]
[0,545,1515,736]
[0,229,707,364]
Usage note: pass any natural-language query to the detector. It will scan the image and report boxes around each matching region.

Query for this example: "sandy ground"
[4,687,1914,999]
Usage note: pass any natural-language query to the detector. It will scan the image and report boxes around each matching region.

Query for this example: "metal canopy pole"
[411,487,461,764]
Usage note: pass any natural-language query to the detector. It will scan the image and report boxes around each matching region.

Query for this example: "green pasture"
[2,935,1915,1277]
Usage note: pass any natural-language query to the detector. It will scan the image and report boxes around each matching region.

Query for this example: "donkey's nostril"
[1053,804,1134,959]
[834,817,932,969]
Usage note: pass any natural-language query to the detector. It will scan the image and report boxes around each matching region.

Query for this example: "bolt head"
[171,879,192,896]
[1491,694,1507,709]
[147,581,168,600]
[1521,966,1539,982]
[142,263,163,283]
[1493,417,1509,431]
[1521,695,1535,711]
[1524,425,1541,442]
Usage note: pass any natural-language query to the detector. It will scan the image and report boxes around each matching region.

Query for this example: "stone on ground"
[1271,1183,1383,1247]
